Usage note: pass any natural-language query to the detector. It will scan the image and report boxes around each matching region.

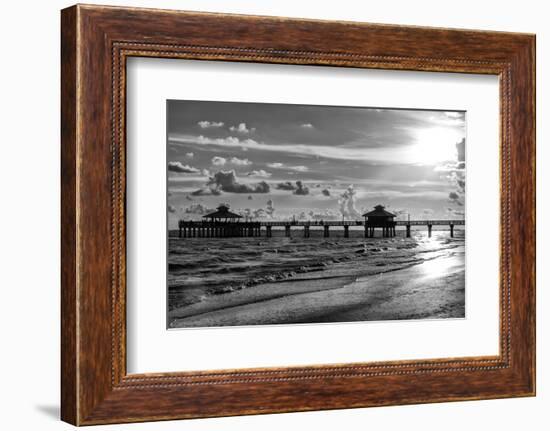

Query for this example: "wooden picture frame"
[61,4,535,425]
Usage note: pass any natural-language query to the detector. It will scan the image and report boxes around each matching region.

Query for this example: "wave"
[167,232,464,310]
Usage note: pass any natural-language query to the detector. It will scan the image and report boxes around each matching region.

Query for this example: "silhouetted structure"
[178,204,259,238]
[202,204,242,222]
[363,204,397,237]
[177,204,463,239]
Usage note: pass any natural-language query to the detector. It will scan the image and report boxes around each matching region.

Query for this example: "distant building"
[362,204,397,237]
[203,204,242,222]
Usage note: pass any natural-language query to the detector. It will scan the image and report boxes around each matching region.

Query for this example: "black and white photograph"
[166,100,466,328]
[1,0,542,428]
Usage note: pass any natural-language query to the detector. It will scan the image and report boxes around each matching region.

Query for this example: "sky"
[167,100,466,228]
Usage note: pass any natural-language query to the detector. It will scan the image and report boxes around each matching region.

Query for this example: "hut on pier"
[363,204,397,237]
[179,204,263,238]
[202,204,242,223]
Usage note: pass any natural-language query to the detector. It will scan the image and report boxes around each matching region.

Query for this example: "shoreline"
[167,233,464,311]
[169,247,465,328]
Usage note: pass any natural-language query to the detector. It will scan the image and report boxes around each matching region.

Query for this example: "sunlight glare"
[410,127,461,165]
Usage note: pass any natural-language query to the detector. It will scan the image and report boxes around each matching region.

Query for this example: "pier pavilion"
[178,204,260,238]
[202,204,242,222]
[363,204,397,238]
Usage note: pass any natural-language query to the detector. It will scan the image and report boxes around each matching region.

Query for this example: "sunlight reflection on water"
[419,253,458,279]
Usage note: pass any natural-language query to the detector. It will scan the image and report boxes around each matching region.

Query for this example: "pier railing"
[177,219,465,239]
[258,220,465,226]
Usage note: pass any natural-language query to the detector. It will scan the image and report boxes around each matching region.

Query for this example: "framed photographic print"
[165,100,467,330]
[61,4,535,425]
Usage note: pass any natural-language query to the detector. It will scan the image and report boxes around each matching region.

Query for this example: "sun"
[409,127,462,165]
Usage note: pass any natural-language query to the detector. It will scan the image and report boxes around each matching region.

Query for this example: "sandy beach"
[168,230,465,328]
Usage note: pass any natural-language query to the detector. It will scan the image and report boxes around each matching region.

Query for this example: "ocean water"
[168,227,465,312]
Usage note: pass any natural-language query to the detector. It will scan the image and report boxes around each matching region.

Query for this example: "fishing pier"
[177,204,464,239]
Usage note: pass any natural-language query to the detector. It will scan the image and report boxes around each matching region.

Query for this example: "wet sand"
[169,248,465,328]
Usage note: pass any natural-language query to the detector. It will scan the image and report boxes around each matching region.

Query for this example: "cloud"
[447,207,465,217]
[211,156,252,168]
[391,208,409,219]
[446,112,463,119]
[184,203,215,215]
[168,161,200,174]
[444,170,465,194]
[185,152,194,158]
[452,139,466,192]
[237,200,276,220]
[229,123,255,133]
[434,163,462,173]
[436,170,465,194]
[211,156,227,166]
[169,134,425,163]
[207,170,270,194]
[229,157,252,166]
[237,208,252,219]
[237,203,274,220]
[191,188,221,196]
[338,185,361,219]
[266,199,275,217]
[276,181,296,191]
[436,137,466,194]
[168,205,177,213]
[456,138,465,163]
[388,205,402,213]
[253,208,267,218]
[293,180,309,195]
[198,121,224,128]
[427,112,466,127]
[300,123,314,128]
[247,169,272,178]
[321,188,331,197]
[448,191,463,206]
[267,162,309,172]
[275,181,309,195]
[306,209,340,221]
